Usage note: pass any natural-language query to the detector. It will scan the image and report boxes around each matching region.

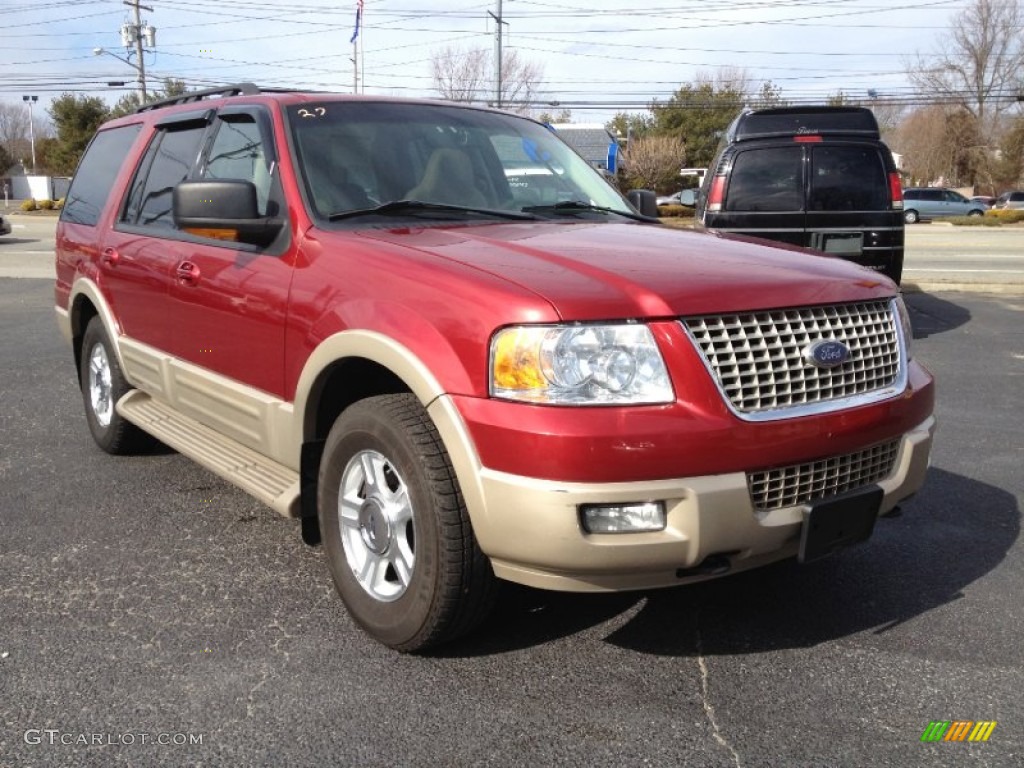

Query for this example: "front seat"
[303,143,371,216]
[406,148,488,207]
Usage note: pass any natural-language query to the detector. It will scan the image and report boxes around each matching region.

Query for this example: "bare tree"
[432,46,490,104]
[619,135,686,192]
[891,105,979,186]
[0,101,31,164]
[430,46,543,114]
[499,49,543,113]
[907,0,1024,140]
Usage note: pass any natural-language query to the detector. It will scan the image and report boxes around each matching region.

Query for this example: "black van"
[687,107,905,284]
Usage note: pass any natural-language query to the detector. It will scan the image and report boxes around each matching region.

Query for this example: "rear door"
[717,145,805,246]
[806,143,901,275]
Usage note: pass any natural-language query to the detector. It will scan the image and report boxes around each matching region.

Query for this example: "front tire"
[80,317,152,454]
[967,209,983,217]
[904,209,919,224]
[318,394,496,651]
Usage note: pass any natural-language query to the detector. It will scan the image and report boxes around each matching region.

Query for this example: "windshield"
[285,100,632,221]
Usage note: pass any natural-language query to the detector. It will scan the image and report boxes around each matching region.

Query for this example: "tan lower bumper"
[471,415,936,592]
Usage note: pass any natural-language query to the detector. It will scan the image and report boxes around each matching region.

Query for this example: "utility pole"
[129,0,149,100]
[488,0,507,108]
[22,95,37,174]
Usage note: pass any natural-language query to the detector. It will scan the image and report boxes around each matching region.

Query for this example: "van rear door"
[717,145,805,247]
[806,143,901,275]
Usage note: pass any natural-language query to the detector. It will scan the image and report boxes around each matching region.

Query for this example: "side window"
[945,190,965,203]
[123,123,207,229]
[725,147,803,212]
[61,124,142,226]
[809,146,887,211]
[924,190,943,202]
[202,115,272,215]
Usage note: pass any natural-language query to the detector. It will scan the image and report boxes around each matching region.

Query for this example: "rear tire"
[318,393,496,652]
[80,317,153,454]
[904,210,919,224]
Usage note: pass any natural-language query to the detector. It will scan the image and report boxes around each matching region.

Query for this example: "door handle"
[176,260,201,284]
[100,247,120,266]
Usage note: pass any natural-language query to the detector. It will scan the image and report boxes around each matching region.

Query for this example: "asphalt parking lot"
[1,229,1022,766]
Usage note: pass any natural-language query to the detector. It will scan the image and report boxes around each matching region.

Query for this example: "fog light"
[580,502,666,533]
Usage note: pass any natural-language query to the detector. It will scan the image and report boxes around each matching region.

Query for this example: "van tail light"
[889,171,904,210]
[706,175,726,212]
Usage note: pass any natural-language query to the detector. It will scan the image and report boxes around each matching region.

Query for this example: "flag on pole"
[350,0,364,44]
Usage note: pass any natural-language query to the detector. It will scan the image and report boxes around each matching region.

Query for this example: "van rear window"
[809,147,888,211]
[724,147,803,212]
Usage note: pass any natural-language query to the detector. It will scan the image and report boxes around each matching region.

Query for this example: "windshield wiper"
[521,201,655,223]
[328,200,540,222]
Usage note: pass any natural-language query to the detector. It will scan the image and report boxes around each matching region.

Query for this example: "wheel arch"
[295,330,450,445]
[293,331,485,546]
[66,279,123,385]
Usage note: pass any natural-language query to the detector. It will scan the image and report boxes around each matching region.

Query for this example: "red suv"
[55,85,935,651]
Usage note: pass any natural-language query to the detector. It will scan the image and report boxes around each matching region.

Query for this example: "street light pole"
[22,95,37,174]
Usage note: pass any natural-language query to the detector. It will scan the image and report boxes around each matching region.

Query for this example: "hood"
[350,221,895,320]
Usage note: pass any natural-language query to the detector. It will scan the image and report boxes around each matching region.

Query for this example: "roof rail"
[135,83,262,113]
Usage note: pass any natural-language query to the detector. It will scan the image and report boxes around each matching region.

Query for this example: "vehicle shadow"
[0,237,40,246]
[903,292,971,339]
[435,467,1017,658]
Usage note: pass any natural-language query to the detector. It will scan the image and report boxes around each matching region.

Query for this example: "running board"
[117,390,301,517]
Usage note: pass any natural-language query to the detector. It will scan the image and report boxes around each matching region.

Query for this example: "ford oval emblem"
[803,339,850,369]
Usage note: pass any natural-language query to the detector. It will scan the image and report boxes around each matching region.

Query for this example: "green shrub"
[984,209,1024,223]
[55,197,65,210]
[19,198,37,212]
[37,199,54,210]
[657,204,695,219]
[949,215,1002,226]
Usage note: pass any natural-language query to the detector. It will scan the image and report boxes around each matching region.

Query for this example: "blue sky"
[1,0,969,124]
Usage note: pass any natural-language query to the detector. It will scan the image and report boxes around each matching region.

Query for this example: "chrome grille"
[748,440,900,512]
[683,300,901,416]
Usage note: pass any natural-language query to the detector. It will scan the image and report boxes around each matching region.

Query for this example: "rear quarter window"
[60,124,142,226]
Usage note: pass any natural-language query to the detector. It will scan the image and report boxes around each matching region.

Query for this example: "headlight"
[894,296,914,361]
[490,323,674,405]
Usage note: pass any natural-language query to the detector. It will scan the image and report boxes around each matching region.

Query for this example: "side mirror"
[627,189,658,218]
[678,189,696,207]
[173,180,284,247]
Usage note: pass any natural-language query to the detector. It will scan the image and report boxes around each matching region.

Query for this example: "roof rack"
[135,83,263,113]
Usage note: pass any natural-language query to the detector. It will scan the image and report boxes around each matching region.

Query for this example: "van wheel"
[318,394,496,652]
[80,317,153,454]
[904,210,919,224]
[967,209,983,217]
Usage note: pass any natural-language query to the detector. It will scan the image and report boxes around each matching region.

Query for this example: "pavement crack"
[695,605,742,768]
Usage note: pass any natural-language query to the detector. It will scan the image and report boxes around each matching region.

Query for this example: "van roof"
[726,106,880,143]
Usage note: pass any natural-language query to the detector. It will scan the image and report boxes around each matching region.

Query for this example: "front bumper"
[463,415,935,592]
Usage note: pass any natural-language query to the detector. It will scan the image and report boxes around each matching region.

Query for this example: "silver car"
[994,191,1024,210]
[902,188,986,223]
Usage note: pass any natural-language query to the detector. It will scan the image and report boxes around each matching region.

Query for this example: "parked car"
[970,195,995,208]
[902,188,986,223]
[688,106,905,284]
[656,191,683,206]
[994,190,1024,210]
[55,84,935,651]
